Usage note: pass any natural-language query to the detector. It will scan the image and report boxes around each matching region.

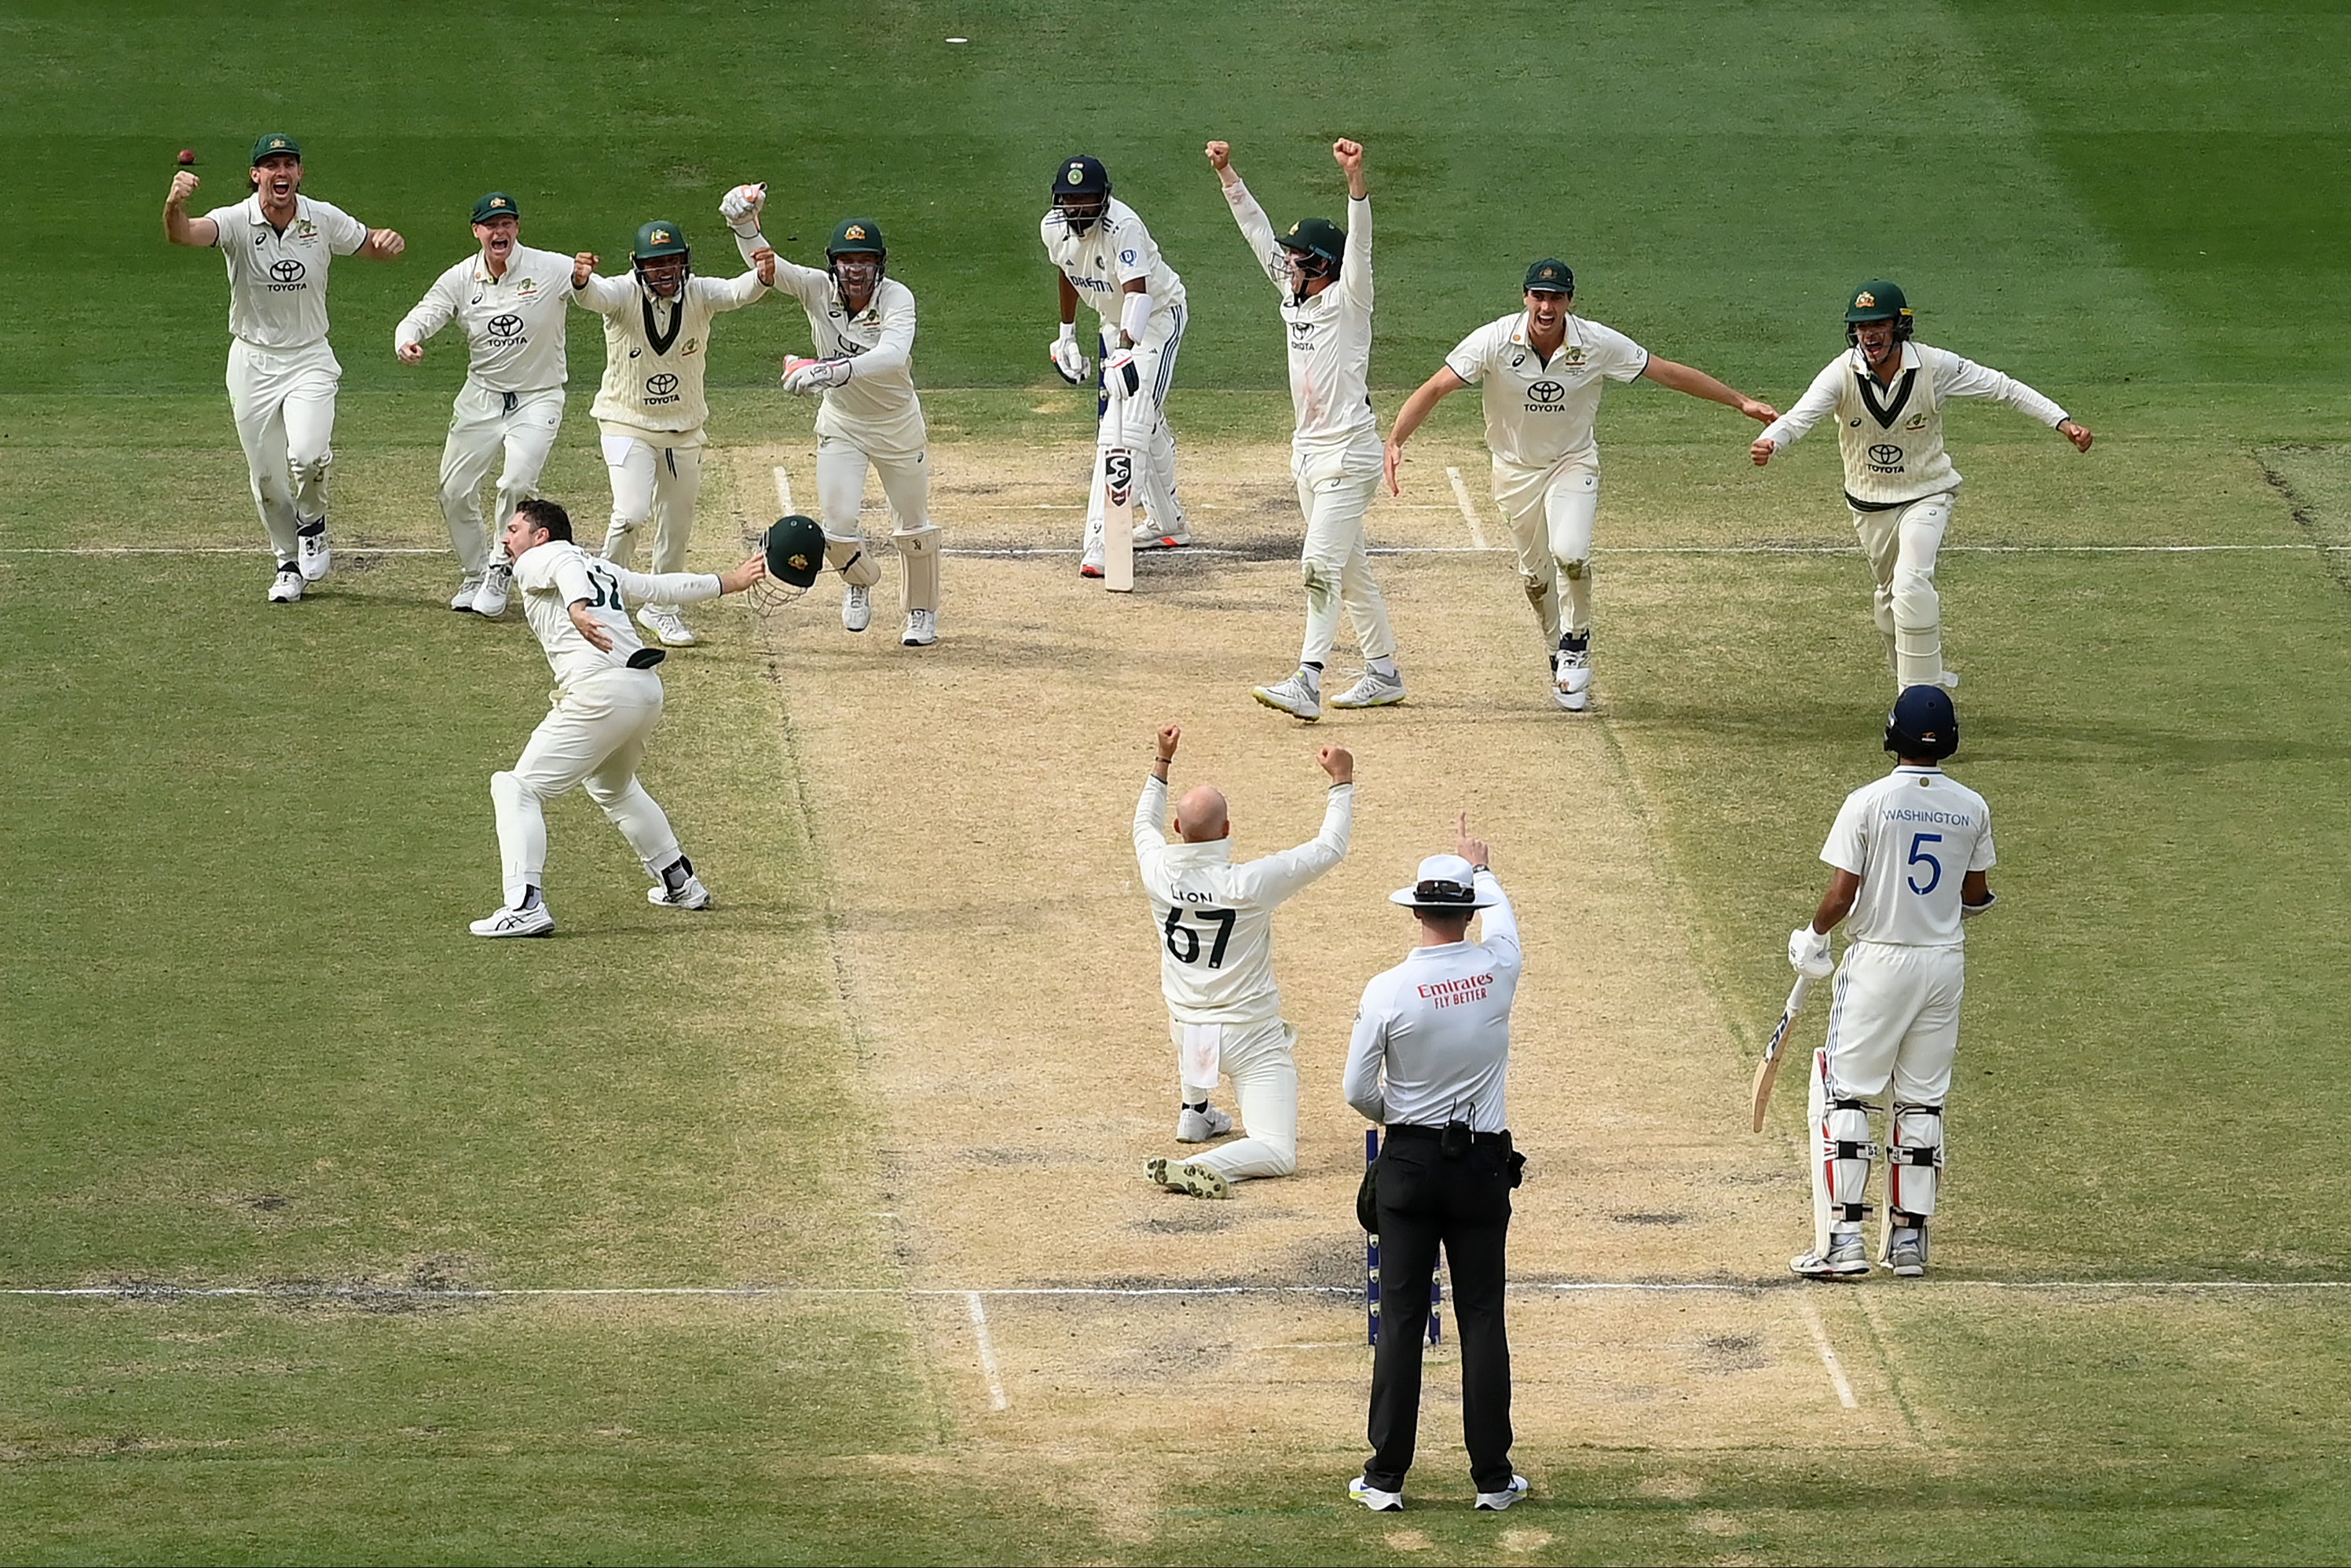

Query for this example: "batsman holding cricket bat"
[1785,685,1997,1280]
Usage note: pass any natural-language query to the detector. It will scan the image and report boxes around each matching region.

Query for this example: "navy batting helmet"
[1884,685,1959,760]
[1052,155,1111,233]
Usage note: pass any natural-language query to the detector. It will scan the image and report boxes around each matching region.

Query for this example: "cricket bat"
[1104,441,1135,592]
[1749,974,1814,1133]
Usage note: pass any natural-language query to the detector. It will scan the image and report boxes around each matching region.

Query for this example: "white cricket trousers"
[226,338,340,561]
[816,434,941,614]
[491,668,681,907]
[1494,454,1600,648]
[599,430,704,605]
[1851,490,1956,688]
[441,383,565,576]
[1083,306,1186,540]
[1821,940,1966,1105]
[1175,1016,1299,1182]
[1297,436,1397,667]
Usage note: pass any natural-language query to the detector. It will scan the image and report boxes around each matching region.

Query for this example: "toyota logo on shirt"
[269,258,306,285]
[645,372,680,402]
[487,313,524,339]
[1526,379,1566,405]
[1867,442,1906,471]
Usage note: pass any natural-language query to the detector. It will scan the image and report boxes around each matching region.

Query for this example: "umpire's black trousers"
[1366,1127,1514,1493]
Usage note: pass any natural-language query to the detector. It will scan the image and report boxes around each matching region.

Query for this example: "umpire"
[1341,814,1528,1512]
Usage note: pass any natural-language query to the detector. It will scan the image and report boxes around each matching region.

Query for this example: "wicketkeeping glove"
[1788,924,1834,980]
[720,181,767,236]
[782,355,851,394]
[1049,329,1091,386]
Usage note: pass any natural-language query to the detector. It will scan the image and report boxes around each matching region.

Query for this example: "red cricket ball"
[177,149,198,166]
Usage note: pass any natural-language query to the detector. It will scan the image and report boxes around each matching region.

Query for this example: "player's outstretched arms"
[1317,744,1354,786]
[164,170,218,247]
[572,252,599,288]
[2057,417,2093,452]
[358,228,405,260]
[1383,367,1469,494]
[1642,356,1777,423]
[1205,140,1236,180]
[1332,137,1367,198]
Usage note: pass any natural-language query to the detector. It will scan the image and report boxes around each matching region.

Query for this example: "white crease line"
[1799,1297,1858,1409]
[771,463,795,516]
[1445,466,1491,549]
[966,1290,1009,1410]
[2,543,2338,559]
[7,1279,2344,1302]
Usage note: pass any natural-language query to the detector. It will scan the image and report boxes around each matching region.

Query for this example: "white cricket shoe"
[902,609,938,647]
[648,874,712,910]
[1252,670,1322,722]
[842,584,872,632]
[1144,1157,1230,1200]
[1330,669,1407,709]
[636,604,698,647]
[1079,549,1105,579]
[1885,1225,1929,1277]
[1555,636,1591,712]
[295,519,331,581]
[1348,1477,1404,1513]
[1474,1475,1530,1511]
[449,575,485,613]
[1791,1230,1870,1280]
[1133,519,1192,549]
[472,562,512,619]
[468,902,555,938]
[267,564,304,604]
[1176,1105,1233,1143]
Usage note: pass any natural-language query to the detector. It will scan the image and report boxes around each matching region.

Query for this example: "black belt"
[1386,1123,1511,1148]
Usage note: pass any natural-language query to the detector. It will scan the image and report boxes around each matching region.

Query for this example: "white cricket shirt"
[1822,765,1996,947]
[732,233,926,456]
[1223,181,1379,460]
[1132,775,1353,1026]
[513,540,721,691]
[574,269,768,445]
[1342,871,1523,1133]
[1760,342,2068,508]
[202,194,371,349]
[1040,198,1187,334]
[1445,311,1650,471]
[395,244,577,392]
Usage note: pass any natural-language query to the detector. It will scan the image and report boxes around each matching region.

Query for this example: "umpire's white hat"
[1390,853,1499,910]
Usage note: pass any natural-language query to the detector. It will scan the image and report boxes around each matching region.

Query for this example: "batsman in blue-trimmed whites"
[1752,280,2093,691]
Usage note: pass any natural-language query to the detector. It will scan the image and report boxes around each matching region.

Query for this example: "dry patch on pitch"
[726,438,1911,1463]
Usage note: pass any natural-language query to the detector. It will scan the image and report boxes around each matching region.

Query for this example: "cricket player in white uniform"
[470,497,776,938]
[1753,280,2093,690]
[1787,685,1996,1278]
[395,192,581,618]
[1209,137,1404,720]
[1133,723,1355,1199]
[1040,155,1192,573]
[720,186,941,646]
[1385,260,1778,710]
[164,134,405,603]
[573,221,775,647]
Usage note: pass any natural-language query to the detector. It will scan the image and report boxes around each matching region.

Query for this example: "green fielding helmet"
[1844,280,1911,324]
[828,218,885,256]
[632,219,689,260]
[764,514,827,589]
[250,132,302,165]
[1279,216,1346,267]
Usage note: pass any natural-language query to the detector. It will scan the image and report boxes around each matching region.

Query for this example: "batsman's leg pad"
[827,533,884,588]
[892,525,943,614]
[1808,1046,1877,1256]
[1884,1101,1944,1220]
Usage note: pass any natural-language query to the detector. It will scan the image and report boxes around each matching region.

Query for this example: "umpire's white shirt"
[514,540,721,691]
[1133,775,1352,1026]
[1344,872,1523,1133]
[1822,766,1995,947]
[396,244,577,392]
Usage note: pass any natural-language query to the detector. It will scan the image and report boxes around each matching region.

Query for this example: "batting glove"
[782,355,851,394]
[1049,331,1091,386]
[1104,347,1141,398]
[720,181,767,236]
[1788,924,1834,980]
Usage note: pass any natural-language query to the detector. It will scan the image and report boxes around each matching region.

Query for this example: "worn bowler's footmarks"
[729,439,1902,1462]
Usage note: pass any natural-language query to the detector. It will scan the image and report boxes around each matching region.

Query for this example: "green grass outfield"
[5,2,2351,1561]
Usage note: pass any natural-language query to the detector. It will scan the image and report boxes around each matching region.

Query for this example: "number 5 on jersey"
[1165,906,1235,966]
